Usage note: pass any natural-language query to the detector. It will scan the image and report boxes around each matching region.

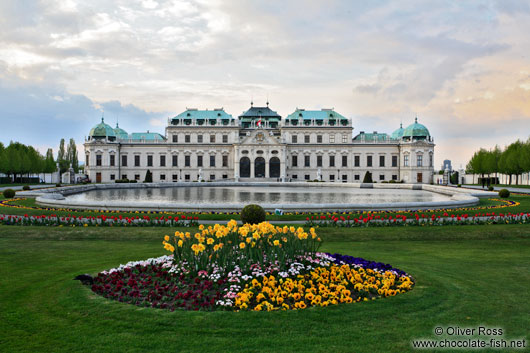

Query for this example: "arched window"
[255,157,265,178]
[240,157,250,178]
[269,157,280,178]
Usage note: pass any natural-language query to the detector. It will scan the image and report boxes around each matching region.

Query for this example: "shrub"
[3,189,15,198]
[144,170,153,183]
[56,183,61,187]
[488,185,494,191]
[22,185,30,190]
[457,184,462,187]
[362,171,373,183]
[498,189,510,198]
[240,204,266,225]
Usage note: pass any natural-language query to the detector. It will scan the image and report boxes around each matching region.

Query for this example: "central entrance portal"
[255,157,265,177]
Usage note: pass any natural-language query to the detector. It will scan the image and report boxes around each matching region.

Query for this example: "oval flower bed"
[90,221,414,311]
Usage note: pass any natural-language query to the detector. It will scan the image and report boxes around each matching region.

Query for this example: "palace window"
[222,134,228,143]
[392,175,398,181]
[121,174,127,180]
[122,155,127,167]
[317,155,322,167]
[329,155,335,167]
[305,174,310,180]
[342,155,347,167]
[342,175,347,182]
[379,155,385,167]
[197,135,203,143]
[354,174,360,181]
[417,155,423,167]
[210,134,216,143]
[210,155,215,167]
[110,155,115,167]
[392,156,398,167]
[96,154,102,166]
[317,135,322,143]
[354,155,360,167]
[367,155,372,167]
[429,154,433,167]
[172,174,178,181]
[134,174,140,181]
[110,174,115,181]
[185,155,190,167]
[304,155,310,167]
[380,174,385,181]
[172,155,178,167]
[185,174,190,180]
[342,134,348,143]
[330,135,335,143]
[135,155,140,167]
[160,174,166,180]
[304,135,310,143]
[172,135,178,143]
[185,135,190,143]
[197,155,203,167]
[292,155,298,167]
[160,155,166,167]
[222,155,228,167]
[147,155,153,167]
[210,174,215,180]
[292,135,297,143]
[404,155,409,167]
[330,175,335,181]
[86,154,89,166]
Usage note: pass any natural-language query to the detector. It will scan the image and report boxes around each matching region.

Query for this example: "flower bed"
[306,211,530,228]
[0,213,198,227]
[89,221,414,311]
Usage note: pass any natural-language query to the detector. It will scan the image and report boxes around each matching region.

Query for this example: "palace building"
[84,103,435,184]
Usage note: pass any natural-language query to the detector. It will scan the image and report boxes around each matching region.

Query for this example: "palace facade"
[84,104,435,184]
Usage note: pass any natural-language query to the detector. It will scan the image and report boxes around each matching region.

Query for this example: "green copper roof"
[89,117,116,138]
[353,132,391,142]
[403,118,430,139]
[391,123,405,139]
[285,109,348,121]
[129,132,165,141]
[114,123,129,139]
[172,109,233,122]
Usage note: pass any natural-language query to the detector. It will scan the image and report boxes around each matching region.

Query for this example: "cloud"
[0,0,529,168]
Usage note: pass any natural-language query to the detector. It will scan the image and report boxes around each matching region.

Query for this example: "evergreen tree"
[144,169,153,183]
[362,171,373,183]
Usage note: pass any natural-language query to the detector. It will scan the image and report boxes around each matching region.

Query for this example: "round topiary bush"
[457,184,462,187]
[498,189,510,198]
[22,185,30,190]
[56,183,62,187]
[488,185,494,191]
[3,189,16,198]
[240,204,266,225]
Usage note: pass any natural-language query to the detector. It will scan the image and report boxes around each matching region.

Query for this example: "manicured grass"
[1,194,528,222]
[465,183,530,189]
[1,224,529,352]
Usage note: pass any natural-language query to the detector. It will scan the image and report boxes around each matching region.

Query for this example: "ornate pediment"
[239,130,282,146]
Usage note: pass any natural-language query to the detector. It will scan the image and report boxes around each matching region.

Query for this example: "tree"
[144,169,153,183]
[362,171,373,183]
[66,138,79,173]
[467,149,488,186]
[45,148,56,173]
[57,139,69,174]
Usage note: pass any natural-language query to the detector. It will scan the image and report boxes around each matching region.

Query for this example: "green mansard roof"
[172,108,233,122]
[353,132,391,142]
[129,132,165,141]
[285,108,348,121]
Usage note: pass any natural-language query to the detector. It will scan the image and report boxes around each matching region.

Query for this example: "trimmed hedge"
[498,189,510,198]
[240,204,266,225]
[3,189,16,198]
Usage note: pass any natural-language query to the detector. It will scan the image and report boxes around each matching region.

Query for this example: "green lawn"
[1,224,529,352]
[1,194,528,222]
[465,183,530,189]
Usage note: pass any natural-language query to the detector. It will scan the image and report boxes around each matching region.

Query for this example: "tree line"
[0,138,80,183]
[466,139,530,185]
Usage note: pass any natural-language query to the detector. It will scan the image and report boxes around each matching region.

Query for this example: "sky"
[1,0,529,169]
